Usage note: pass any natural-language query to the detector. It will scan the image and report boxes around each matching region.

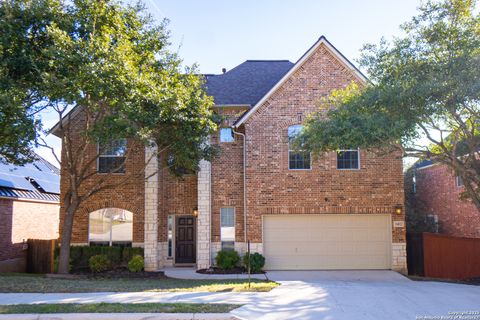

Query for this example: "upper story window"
[98,139,127,173]
[288,125,311,170]
[456,175,464,187]
[220,128,234,143]
[337,149,360,170]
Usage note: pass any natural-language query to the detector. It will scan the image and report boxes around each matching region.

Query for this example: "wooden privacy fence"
[27,239,56,273]
[407,232,480,280]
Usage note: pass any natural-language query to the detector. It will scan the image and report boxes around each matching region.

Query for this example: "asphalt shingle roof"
[204,60,294,106]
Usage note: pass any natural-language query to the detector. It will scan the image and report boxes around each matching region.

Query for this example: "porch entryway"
[175,216,196,264]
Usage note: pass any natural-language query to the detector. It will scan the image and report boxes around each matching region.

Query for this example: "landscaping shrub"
[242,252,265,273]
[127,255,144,272]
[215,250,240,270]
[56,246,144,271]
[122,247,144,264]
[89,254,111,273]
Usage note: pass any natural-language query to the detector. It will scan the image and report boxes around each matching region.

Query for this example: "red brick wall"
[59,111,145,244]
[211,107,248,242]
[242,43,405,243]
[0,198,59,268]
[414,164,480,238]
[158,154,198,242]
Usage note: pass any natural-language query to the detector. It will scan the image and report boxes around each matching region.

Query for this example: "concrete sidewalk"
[1,271,479,319]
[160,268,267,280]
[0,292,260,305]
[0,313,238,320]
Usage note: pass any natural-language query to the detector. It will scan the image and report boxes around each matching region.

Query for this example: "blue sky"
[37,0,422,165]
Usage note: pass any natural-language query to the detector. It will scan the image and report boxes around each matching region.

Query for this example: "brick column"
[144,145,158,271]
[197,159,211,269]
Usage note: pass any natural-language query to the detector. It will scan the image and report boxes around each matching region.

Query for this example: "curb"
[0,313,239,320]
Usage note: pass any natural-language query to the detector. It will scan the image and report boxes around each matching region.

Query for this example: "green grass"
[0,303,239,314]
[0,273,278,293]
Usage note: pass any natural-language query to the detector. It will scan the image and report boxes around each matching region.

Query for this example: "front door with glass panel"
[175,216,196,263]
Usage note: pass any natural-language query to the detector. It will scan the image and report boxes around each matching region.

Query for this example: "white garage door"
[263,214,391,270]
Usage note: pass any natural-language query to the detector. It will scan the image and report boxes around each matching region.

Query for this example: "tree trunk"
[58,202,78,274]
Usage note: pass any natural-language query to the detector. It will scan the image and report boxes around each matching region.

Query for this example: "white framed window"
[337,149,360,170]
[288,125,311,170]
[167,215,174,258]
[220,128,234,143]
[88,208,133,246]
[98,139,127,173]
[412,173,417,193]
[220,207,235,251]
[456,176,464,187]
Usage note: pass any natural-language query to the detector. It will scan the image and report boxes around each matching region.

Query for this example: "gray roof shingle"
[204,60,294,106]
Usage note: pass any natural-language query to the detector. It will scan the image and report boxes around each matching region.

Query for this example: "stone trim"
[197,159,212,269]
[144,145,159,271]
[157,241,173,268]
[210,242,221,266]
[391,242,407,274]
[70,243,88,246]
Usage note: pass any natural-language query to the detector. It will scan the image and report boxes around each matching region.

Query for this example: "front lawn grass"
[0,273,278,293]
[0,303,239,314]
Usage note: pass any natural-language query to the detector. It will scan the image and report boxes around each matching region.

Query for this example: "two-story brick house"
[406,160,480,238]
[53,36,407,273]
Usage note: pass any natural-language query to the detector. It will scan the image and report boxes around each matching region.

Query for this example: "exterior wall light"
[395,205,403,215]
[193,207,198,217]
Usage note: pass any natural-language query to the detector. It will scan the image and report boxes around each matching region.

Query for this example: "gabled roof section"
[234,36,368,127]
[204,60,294,106]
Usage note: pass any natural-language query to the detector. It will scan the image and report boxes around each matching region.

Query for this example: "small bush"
[215,250,240,270]
[122,247,144,264]
[89,254,111,273]
[57,246,142,271]
[127,255,144,272]
[243,252,265,273]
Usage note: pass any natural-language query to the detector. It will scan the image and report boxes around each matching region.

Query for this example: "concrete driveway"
[232,270,480,320]
[0,271,478,320]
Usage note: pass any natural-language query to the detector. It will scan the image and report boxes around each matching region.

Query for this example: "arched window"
[88,208,133,247]
[288,125,311,170]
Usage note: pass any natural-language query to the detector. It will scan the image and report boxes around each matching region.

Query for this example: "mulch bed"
[408,275,480,286]
[197,267,264,275]
[47,268,166,280]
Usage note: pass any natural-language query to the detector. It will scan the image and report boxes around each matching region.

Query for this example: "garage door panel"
[263,214,391,270]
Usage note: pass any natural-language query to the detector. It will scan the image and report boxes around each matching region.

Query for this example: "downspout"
[232,128,247,246]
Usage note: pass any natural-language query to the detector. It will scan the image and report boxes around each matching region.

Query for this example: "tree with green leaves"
[0,0,217,273]
[299,0,480,211]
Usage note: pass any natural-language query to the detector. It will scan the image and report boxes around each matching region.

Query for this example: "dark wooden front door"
[175,216,196,263]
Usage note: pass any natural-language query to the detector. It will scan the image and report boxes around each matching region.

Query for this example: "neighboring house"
[406,160,480,238]
[0,154,60,272]
[52,36,407,273]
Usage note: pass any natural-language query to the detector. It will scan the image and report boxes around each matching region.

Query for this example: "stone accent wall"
[407,164,480,238]
[0,198,59,272]
[157,242,173,268]
[210,242,221,265]
[144,145,158,271]
[391,243,407,273]
[197,159,212,269]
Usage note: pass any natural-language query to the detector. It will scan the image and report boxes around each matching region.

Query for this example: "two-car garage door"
[263,214,391,270]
